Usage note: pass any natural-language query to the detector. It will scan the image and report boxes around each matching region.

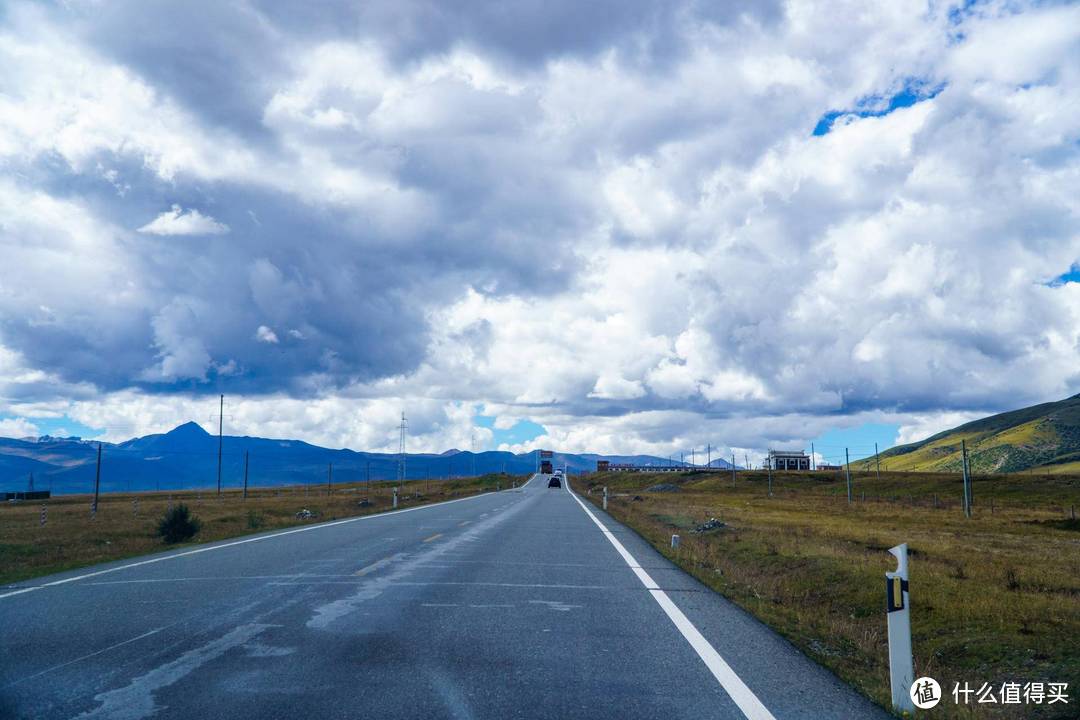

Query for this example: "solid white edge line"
[565,479,777,720]
[0,474,537,601]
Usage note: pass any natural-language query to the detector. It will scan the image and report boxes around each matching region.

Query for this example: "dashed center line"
[422,533,443,543]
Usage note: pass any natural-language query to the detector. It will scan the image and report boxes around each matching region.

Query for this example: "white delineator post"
[603,486,608,511]
[886,543,914,713]
[393,488,398,509]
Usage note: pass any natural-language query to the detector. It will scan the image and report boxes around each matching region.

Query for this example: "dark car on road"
[548,477,561,488]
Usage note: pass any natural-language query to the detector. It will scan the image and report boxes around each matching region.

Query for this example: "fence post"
[886,543,915,713]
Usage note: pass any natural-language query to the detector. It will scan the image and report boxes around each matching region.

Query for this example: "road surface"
[0,475,890,719]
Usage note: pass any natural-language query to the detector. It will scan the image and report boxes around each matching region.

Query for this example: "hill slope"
[879,394,1080,473]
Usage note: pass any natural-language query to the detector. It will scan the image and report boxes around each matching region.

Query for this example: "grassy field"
[0,473,524,586]
[574,469,1080,719]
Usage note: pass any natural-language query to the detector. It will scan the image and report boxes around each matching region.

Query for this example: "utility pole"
[216,393,224,496]
[327,463,333,495]
[243,451,249,500]
[875,442,881,480]
[691,448,695,467]
[93,443,102,513]
[731,453,736,487]
[845,447,852,504]
[961,439,971,518]
[744,453,749,472]
[767,461,773,497]
[707,444,711,469]
[397,412,408,489]
[811,442,816,471]
[471,429,477,477]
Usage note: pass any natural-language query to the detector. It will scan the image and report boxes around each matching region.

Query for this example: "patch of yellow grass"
[577,470,1080,720]
[0,474,520,585]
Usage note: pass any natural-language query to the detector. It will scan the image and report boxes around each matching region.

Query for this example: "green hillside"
[879,394,1080,473]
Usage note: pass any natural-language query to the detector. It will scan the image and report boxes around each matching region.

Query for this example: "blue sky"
[813,81,944,136]
[0,1,1078,458]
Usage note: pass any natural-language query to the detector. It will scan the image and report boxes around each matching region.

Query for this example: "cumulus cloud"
[137,205,229,236]
[0,417,40,439]
[0,0,1078,455]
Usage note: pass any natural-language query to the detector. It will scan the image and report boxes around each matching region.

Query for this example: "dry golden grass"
[576,469,1080,720]
[0,473,523,586]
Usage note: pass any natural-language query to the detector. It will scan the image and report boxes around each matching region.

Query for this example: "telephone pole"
[875,442,881,480]
[707,444,711,469]
[243,451,249,500]
[811,442,816,471]
[216,393,224,496]
[845,447,853,504]
[93,442,102,512]
[397,412,408,489]
[327,463,333,495]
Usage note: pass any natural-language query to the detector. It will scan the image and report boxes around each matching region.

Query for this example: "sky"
[0,0,1078,465]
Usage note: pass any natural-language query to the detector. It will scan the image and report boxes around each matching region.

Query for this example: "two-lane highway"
[0,476,889,719]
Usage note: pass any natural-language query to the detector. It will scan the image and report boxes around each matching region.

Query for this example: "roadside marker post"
[40,505,47,527]
[886,543,915,714]
[393,488,398,509]
[603,486,608,511]
[671,534,680,549]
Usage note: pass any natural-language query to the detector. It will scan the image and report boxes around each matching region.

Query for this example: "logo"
[911,677,941,709]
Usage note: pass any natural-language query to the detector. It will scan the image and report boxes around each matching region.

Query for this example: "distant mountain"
[0,424,699,494]
[879,394,1080,473]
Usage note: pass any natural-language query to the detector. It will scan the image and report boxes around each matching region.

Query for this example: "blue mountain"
[0,423,713,495]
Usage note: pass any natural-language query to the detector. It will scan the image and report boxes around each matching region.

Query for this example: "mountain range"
[0,421,721,495]
[878,393,1080,473]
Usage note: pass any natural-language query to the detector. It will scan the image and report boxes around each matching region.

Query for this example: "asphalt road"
[0,475,890,720]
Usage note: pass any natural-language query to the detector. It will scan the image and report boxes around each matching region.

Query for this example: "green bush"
[246,509,264,529]
[157,504,201,543]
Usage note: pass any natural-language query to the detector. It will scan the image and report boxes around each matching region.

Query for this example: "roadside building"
[767,450,811,471]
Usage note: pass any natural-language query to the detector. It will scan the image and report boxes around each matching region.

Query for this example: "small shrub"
[246,509,264,529]
[157,504,201,543]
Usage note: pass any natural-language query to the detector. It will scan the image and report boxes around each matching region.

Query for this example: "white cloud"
[0,417,40,439]
[0,1,1078,457]
[138,205,229,236]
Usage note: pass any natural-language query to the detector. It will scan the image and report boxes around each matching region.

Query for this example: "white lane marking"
[4,627,166,688]
[564,481,777,720]
[75,623,275,720]
[528,599,581,612]
[355,552,409,577]
[0,474,539,601]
